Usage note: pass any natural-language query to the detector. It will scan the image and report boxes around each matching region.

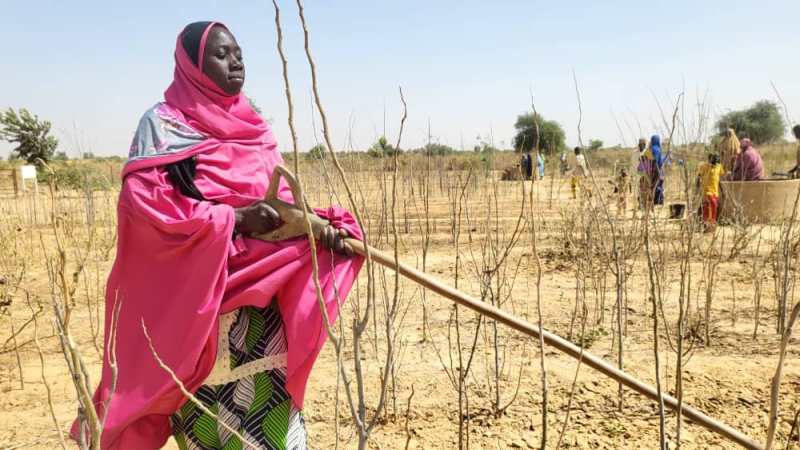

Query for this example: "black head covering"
[181,21,213,67]
[164,21,215,201]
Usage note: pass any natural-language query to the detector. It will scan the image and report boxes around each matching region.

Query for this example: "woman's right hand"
[234,201,282,235]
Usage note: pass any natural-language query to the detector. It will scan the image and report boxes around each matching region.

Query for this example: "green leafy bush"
[513,112,566,154]
[0,108,58,165]
[716,100,785,145]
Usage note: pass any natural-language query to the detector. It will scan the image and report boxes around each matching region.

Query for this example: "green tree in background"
[423,143,455,156]
[367,136,400,158]
[0,108,58,165]
[716,100,785,145]
[589,139,603,151]
[307,143,327,159]
[513,113,566,154]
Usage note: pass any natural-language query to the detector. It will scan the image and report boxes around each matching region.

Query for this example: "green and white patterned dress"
[171,304,307,450]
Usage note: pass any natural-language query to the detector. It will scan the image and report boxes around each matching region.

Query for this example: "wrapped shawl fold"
[72,22,364,449]
[719,128,740,173]
[731,138,764,181]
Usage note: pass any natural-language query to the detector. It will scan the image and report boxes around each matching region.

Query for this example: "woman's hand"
[319,225,354,257]
[234,201,282,235]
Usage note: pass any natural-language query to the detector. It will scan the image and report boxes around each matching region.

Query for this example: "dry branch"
[343,235,764,449]
[141,320,259,449]
[765,301,800,450]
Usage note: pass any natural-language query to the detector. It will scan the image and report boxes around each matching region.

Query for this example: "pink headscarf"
[73,22,364,449]
[123,21,269,175]
[165,23,265,138]
[732,138,764,181]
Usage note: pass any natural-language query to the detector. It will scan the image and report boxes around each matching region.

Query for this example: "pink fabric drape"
[731,139,765,181]
[71,22,364,449]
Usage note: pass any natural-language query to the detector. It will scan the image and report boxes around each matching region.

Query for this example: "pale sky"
[2,0,799,158]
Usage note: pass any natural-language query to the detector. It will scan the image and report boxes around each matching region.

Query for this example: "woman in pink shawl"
[73,22,364,450]
[730,138,765,181]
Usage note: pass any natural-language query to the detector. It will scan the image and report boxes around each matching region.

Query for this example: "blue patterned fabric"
[127,103,205,163]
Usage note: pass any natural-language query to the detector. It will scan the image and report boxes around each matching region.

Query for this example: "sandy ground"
[1,173,798,449]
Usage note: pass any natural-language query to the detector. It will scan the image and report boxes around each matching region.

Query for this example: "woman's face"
[202,26,245,95]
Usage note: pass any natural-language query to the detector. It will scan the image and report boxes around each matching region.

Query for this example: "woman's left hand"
[319,225,354,257]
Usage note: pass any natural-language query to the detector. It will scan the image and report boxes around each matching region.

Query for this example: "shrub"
[513,112,566,154]
[42,161,114,191]
[307,144,327,159]
[0,108,59,165]
[367,136,401,158]
[716,100,785,145]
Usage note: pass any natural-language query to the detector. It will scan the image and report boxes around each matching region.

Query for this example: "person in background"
[612,167,631,216]
[635,138,651,212]
[698,153,724,232]
[521,151,533,180]
[787,125,800,178]
[537,151,545,179]
[559,150,569,176]
[718,128,740,173]
[730,138,764,181]
[647,135,665,206]
[575,146,588,176]
[570,146,588,199]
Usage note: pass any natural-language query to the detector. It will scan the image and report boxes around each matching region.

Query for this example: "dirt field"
[1,155,798,449]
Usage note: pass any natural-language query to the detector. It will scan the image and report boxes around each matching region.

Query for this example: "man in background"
[571,146,589,199]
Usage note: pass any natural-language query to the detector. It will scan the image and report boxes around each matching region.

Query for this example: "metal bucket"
[669,203,686,219]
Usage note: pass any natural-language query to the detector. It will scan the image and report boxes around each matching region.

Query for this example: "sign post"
[19,165,38,224]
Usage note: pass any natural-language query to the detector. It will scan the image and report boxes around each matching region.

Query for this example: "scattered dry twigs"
[26,292,66,449]
[765,301,800,450]
[3,7,799,450]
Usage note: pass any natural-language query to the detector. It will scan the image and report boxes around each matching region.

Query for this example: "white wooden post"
[20,165,37,224]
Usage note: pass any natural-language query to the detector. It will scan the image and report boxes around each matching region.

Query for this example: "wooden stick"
[258,166,761,449]
[142,320,260,450]
[344,238,763,450]
[765,300,800,450]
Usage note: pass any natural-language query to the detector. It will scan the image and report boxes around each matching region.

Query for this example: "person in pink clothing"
[72,22,364,450]
[730,138,764,181]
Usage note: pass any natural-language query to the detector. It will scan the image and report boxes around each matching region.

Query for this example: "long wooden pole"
[259,166,762,449]
[346,238,763,450]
